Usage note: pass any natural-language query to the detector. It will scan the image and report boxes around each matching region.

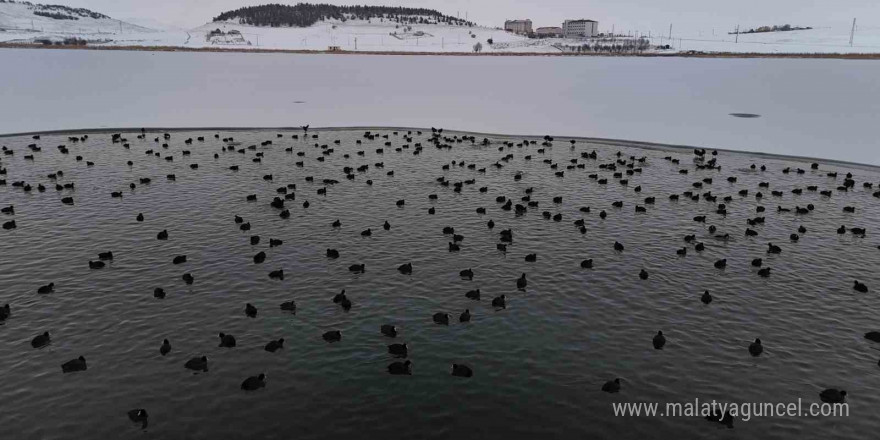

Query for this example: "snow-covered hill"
[188,18,546,53]
[0,0,155,44]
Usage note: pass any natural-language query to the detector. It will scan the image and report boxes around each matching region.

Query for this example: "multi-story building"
[562,19,598,38]
[504,19,533,35]
[535,27,563,37]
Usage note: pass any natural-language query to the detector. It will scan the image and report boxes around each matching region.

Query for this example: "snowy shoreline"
[4,43,880,58]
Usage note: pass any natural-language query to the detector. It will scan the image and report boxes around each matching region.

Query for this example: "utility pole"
[850,18,856,46]
[735,25,739,43]
[668,23,672,39]
[354,37,357,50]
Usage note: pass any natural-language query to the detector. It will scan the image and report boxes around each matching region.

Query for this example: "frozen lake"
[1,48,879,166]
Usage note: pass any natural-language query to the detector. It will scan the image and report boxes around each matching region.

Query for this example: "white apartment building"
[504,19,533,35]
[562,19,599,38]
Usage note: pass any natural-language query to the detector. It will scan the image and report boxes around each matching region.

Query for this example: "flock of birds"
[1,125,879,430]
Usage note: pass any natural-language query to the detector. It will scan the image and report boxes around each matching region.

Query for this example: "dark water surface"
[1,128,879,439]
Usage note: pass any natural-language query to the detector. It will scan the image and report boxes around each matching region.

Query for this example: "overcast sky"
[58,0,877,33]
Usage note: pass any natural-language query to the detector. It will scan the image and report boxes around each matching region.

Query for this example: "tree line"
[213,3,473,28]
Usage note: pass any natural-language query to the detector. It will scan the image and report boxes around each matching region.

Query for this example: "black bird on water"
[653,331,666,349]
[159,339,171,356]
[218,333,236,347]
[241,373,266,391]
[749,338,763,356]
[451,364,473,378]
[602,378,621,393]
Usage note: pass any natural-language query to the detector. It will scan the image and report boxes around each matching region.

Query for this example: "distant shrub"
[62,37,87,45]
[487,38,493,45]
[33,11,77,20]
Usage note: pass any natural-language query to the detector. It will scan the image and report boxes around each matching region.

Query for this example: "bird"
[383,220,391,230]
[767,243,782,254]
[280,301,296,312]
[819,389,847,404]
[714,259,727,269]
[160,339,171,356]
[88,260,105,269]
[348,264,365,273]
[581,259,593,268]
[525,253,537,262]
[388,343,408,357]
[157,230,168,240]
[61,356,87,373]
[0,304,9,321]
[218,333,236,347]
[601,378,621,393]
[127,409,149,428]
[459,309,471,322]
[465,289,480,300]
[701,290,712,304]
[253,252,266,264]
[172,255,187,264]
[326,249,340,259]
[758,268,772,277]
[245,303,258,317]
[516,273,527,289]
[182,273,194,285]
[614,241,624,251]
[653,331,666,349]
[865,331,880,343]
[323,330,342,342]
[639,269,649,280]
[241,373,267,391]
[451,364,473,378]
[854,281,868,293]
[361,228,372,237]
[37,283,54,294]
[31,331,51,349]
[184,356,208,372]
[265,338,284,352]
[388,360,412,375]
[381,325,398,337]
[433,312,450,325]
[492,295,506,308]
[749,338,763,356]
[751,258,763,267]
[397,263,413,274]
[459,268,474,279]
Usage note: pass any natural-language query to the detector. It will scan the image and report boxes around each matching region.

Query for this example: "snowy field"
[647,25,880,54]
[1,48,878,166]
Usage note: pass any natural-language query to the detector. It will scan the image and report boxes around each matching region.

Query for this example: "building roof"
[564,19,598,23]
